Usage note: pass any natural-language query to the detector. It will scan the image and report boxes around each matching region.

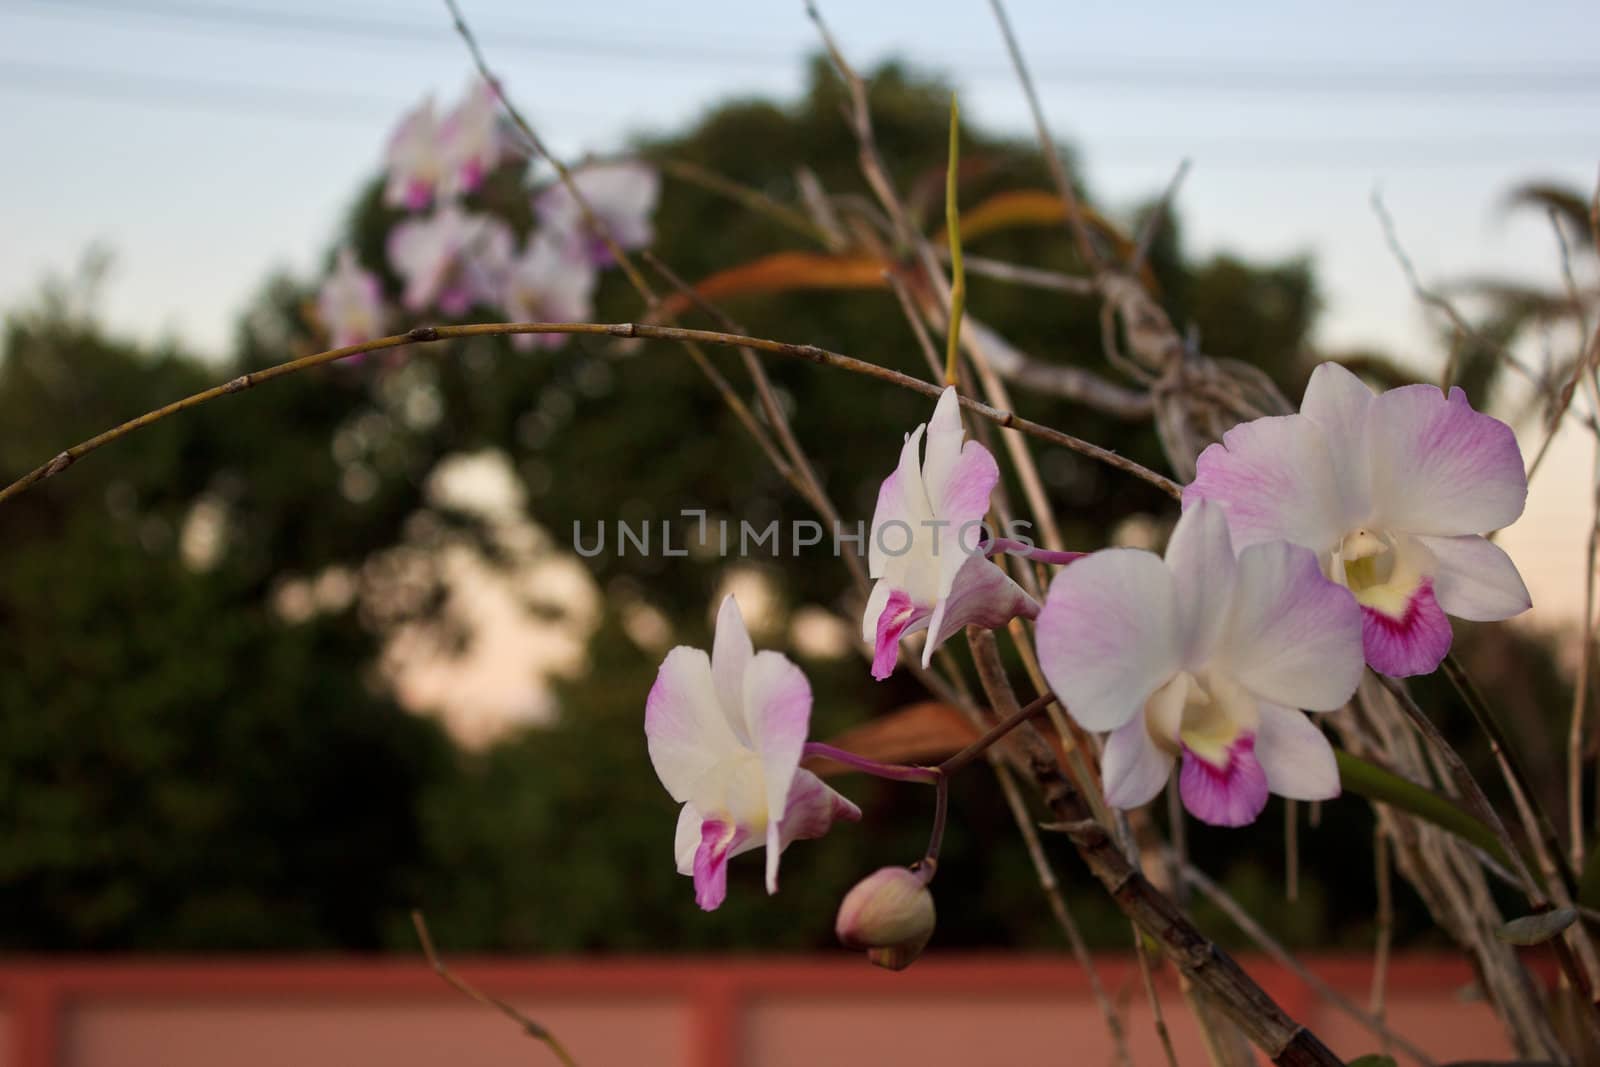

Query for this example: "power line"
[1,59,1593,171]
[18,0,1600,97]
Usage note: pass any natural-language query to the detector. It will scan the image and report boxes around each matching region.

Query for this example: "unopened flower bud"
[835,866,936,971]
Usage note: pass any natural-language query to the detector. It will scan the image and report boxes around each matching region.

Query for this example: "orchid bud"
[835,866,936,971]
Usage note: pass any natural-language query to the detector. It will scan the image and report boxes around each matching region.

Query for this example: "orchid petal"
[1037,548,1180,732]
[867,468,907,579]
[776,770,862,853]
[1179,736,1269,827]
[1185,415,1347,554]
[932,443,999,600]
[921,386,966,507]
[1362,578,1453,677]
[870,588,926,681]
[711,595,754,744]
[1366,384,1527,537]
[690,818,744,911]
[1416,534,1532,622]
[1298,362,1376,524]
[924,555,1039,668]
[673,803,702,875]
[1102,712,1176,810]
[1255,704,1340,801]
[1164,501,1237,668]
[645,647,740,804]
[1221,540,1363,711]
[873,425,936,593]
[743,651,812,893]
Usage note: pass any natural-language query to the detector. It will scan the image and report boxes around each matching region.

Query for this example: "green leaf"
[1496,908,1578,946]
[1335,750,1511,868]
[1347,1055,1398,1067]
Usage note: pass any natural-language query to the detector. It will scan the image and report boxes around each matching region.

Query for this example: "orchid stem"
[985,538,1085,566]
[806,691,1057,880]
[920,774,951,879]
[802,743,939,784]
[938,691,1057,776]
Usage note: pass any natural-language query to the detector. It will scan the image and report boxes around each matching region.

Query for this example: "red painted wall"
[0,955,1529,1067]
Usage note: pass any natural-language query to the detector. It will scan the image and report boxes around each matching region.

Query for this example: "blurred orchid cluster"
[315,78,660,353]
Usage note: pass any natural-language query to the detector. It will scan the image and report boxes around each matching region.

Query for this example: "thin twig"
[951,252,1096,294]
[1371,824,1395,1055]
[1133,925,1183,1067]
[0,321,1180,508]
[1174,862,1436,1067]
[985,0,1100,270]
[1568,335,1600,879]
[657,157,825,243]
[1371,190,1551,402]
[412,910,578,1067]
[943,93,966,386]
[1375,673,1544,901]
[638,250,870,593]
[1132,158,1193,273]
[966,630,1133,1067]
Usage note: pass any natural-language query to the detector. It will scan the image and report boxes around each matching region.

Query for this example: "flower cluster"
[645,367,1528,951]
[314,80,660,355]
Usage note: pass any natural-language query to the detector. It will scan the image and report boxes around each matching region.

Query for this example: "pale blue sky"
[3,0,1596,356]
[2,1,1598,622]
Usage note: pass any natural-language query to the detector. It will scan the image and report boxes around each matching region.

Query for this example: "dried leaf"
[653,252,892,319]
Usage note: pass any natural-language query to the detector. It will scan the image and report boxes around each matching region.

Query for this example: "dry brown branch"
[0,320,1180,507]
[1175,861,1435,1066]
[412,910,578,1066]
[961,631,1342,1066]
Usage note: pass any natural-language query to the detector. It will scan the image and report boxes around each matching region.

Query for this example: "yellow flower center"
[1144,670,1257,769]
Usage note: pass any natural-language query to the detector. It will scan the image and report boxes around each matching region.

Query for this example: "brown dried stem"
[962,630,1341,1066]
[412,910,578,1066]
[0,320,1179,507]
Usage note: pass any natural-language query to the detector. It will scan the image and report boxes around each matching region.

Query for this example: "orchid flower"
[1036,501,1363,827]
[316,248,386,349]
[501,232,597,351]
[386,204,513,316]
[1184,361,1530,677]
[862,387,1038,681]
[438,80,515,200]
[646,596,860,910]
[382,96,448,212]
[534,161,660,267]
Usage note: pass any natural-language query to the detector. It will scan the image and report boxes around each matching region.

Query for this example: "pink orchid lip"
[1178,733,1268,828]
[1358,576,1452,677]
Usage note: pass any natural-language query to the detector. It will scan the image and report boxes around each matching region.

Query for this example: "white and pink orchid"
[501,232,597,351]
[1036,501,1363,827]
[1185,362,1530,677]
[437,80,516,201]
[316,247,386,349]
[383,96,449,212]
[862,387,1038,681]
[383,81,516,210]
[386,204,514,316]
[535,161,660,267]
[646,596,860,911]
